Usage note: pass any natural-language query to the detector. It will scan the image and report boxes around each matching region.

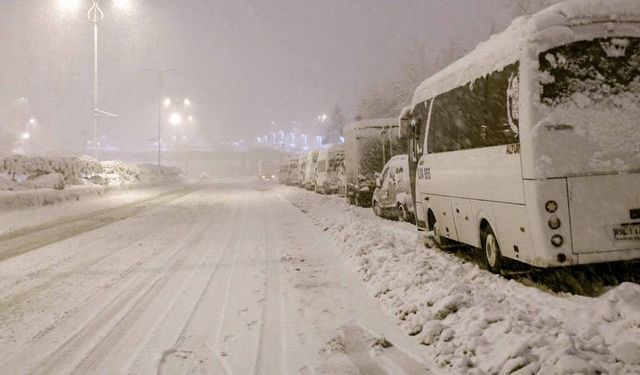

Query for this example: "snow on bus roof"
[343,118,398,133]
[410,0,640,107]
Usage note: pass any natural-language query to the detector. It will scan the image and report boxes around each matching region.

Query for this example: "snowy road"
[0,180,434,375]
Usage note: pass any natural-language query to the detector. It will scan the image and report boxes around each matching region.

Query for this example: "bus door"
[407,100,431,228]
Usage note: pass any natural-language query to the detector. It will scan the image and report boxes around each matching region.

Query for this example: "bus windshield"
[534,36,640,177]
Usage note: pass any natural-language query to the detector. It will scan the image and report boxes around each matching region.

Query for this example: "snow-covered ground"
[0,179,435,374]
[2,178,638,374]
[280,186,640,375]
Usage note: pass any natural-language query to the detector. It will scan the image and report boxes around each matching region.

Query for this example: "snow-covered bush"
[100,160,140,183]
[25,173,65,190]
[0,155,181,191]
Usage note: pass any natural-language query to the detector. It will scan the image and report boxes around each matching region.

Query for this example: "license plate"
[613,223,640,240]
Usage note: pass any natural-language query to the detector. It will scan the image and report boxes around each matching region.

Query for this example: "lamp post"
[164,97,193,168]
[59,0,122,159]
[149,68,177,166]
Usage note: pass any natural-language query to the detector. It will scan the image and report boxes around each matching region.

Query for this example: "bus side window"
[414,120,423,156]
[484,63,520,146]
[429,92,459,153]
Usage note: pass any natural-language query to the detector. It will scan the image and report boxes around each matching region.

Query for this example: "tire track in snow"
[70,193,238,375]
[0,187,192,262]
[0,199,206,364]
[0,190,216,373]
[0,189,200,314]
[154,190,250,375]
[254,191,285,375]
[98,189,244,374]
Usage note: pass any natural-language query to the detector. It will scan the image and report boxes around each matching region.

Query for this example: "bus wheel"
[482,226,502,273]
[373,201,381,217]
[398,204,409,222]
[348,194,356,205]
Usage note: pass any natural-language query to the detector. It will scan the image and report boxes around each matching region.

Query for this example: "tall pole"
[158,74,163,166]
[149,68,176,167]
[93,20,99,159]
[88,1,104,160]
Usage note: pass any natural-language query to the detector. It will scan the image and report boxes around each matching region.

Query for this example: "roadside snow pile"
[0,155,183,191]
[281,187,640,375]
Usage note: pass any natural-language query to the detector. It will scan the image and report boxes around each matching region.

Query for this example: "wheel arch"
[427,208,436,231]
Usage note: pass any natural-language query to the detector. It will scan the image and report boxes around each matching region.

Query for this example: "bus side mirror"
[399,117,411,139]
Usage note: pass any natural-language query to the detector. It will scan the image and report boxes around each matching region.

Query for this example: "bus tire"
[373,201,382,217]
[481,225,502,274]
[398,204,409,223]
[348,194,356,205]
[433,221,451,250]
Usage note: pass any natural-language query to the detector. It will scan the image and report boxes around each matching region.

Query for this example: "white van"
[372,155,414,223]
[315,144,345,194]
[400,0,640,271]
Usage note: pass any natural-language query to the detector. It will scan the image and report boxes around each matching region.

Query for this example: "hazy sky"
[1,0,515,153]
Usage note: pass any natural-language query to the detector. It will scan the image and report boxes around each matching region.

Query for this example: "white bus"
[399,0,640,271]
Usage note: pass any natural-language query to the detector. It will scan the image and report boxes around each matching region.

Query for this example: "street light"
[169,112,182,126]
[60,1,129,160]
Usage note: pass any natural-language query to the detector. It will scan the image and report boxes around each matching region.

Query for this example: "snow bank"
[0,155,184,211]
[281,187,640,375]
[0,155,183,192]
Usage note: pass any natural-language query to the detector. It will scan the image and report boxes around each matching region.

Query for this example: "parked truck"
[343,118,403,206]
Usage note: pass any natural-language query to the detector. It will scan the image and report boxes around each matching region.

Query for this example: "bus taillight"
[551,234,564,247]
[545,200,558,213]
[548,217,561,230]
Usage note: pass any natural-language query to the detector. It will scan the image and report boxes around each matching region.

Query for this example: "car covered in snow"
[343,118,403,206]
[372,155,414,223]
[315,144,345,194]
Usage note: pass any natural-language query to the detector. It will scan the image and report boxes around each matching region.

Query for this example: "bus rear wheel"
[348,193,356,205]
[398,204,411,223]
[373,201,382,217]
[481,226,502,274]
[427,211,455,250]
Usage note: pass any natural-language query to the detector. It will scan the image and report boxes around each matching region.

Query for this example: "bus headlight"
[545,200,558,213]
[548,217,561,230]
[551,234,563,247]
